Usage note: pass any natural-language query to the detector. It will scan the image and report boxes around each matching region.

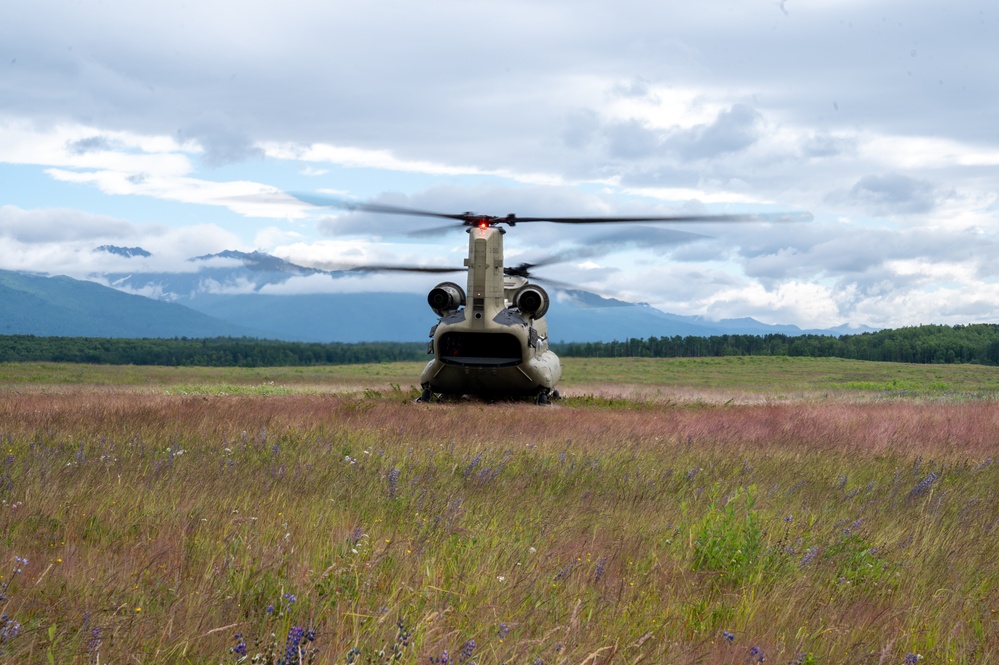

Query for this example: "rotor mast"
[464,225,506,324]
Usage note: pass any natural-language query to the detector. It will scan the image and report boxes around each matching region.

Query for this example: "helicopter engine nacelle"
[514,285,550,319]
[428,281,466,316]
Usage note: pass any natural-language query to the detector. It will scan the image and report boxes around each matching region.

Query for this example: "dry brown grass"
[8,391,995,458]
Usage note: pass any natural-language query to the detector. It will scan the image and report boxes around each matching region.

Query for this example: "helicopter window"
[439,332,522,367]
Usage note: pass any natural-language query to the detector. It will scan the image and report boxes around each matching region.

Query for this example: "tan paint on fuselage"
[419,226,562,397]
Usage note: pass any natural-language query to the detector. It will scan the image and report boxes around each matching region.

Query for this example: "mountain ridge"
[0,249,878,342]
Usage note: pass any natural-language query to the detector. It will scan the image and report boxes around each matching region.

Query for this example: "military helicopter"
[296,195,810,404]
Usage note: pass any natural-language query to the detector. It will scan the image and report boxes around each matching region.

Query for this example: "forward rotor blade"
[292,193,470,222]
[405,223,468,237]
[509,211,813,224]
[294,191,813,227]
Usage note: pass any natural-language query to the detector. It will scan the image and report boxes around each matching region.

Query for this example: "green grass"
[561,356,999,396]
[0,359,997,663]
[5,356,999,397]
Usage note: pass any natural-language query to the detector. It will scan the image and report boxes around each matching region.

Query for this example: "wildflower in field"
[799,546,819,567]
[88,626,103,661]
[904,653,922,664]
[498,623,510,641]
[907,472,939,500]
[388,467,400,498]
[229,632,247,658]
[282,625,307,663]
[429,649,451,665]
[0,614,21,642]
[464,453,483,477]
[459,639,476,662]
[748,645,766,663]
[594,556,607,581]
[723,631,735,641]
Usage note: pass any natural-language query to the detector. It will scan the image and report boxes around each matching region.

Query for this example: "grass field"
[0,358,996,664]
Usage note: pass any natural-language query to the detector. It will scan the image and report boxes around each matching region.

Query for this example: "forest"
[0,335,427,366]
[2,323,999,366]
[556,323,999,365]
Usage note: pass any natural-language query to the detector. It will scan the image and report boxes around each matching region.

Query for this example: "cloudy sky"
[2,0,997,330]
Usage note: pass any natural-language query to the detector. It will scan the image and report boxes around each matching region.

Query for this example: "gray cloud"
[67,135,114,154]
[0,206,135,243]
[605,120,663,159]
[185,120,265,167]
[668,104,764,160]
[827,173,940,215]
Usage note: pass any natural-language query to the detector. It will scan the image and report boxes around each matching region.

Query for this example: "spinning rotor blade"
[345,264,463,274]
[293,193,478,223]
[294,192,813,228]
[504,261,595,291]
[507,211,814,224]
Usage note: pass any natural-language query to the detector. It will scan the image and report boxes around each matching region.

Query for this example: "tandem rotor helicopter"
[296,195,811,404]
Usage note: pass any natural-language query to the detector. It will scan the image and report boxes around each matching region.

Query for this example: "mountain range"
[0,246,874,342]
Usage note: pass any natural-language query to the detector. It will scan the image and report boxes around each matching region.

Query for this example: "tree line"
[0,335,427,366]
[2,324,999,366]
[552,324,999,365]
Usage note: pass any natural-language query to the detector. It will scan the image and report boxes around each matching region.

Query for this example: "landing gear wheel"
[551,389,561,400]
[535,389,551,406]
[416,387,433,403]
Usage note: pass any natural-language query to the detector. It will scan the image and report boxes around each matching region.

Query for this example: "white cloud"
[0,205,246,276]
[45,168,305,219]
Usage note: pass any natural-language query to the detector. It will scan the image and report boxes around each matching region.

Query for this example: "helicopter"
[296,195,811,404]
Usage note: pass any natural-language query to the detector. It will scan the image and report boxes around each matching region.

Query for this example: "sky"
[1,0,998,330]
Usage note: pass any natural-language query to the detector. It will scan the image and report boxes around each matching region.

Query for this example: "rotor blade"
[294,191,813,226]
[509,211,813,224]
[405,223,468,237]
[518,274,580,291]
[503,227,706,276]
[345,264,463,274]
[292,193,471,222]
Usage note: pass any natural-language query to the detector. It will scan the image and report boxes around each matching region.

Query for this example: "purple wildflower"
[281,625,306,664]
[230,632,247,658]
[388,467,400,499]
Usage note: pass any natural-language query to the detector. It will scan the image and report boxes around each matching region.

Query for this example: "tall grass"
[0,386,996,663]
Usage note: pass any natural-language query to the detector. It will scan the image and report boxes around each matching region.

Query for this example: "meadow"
[0,358,996,664]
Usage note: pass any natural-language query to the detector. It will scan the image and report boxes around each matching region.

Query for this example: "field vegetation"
[0,358,996,664]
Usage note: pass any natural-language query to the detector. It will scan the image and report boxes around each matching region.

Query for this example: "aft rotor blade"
[346,264,463,274]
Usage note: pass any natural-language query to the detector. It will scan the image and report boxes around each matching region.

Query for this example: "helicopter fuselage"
[419,225,562,401]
